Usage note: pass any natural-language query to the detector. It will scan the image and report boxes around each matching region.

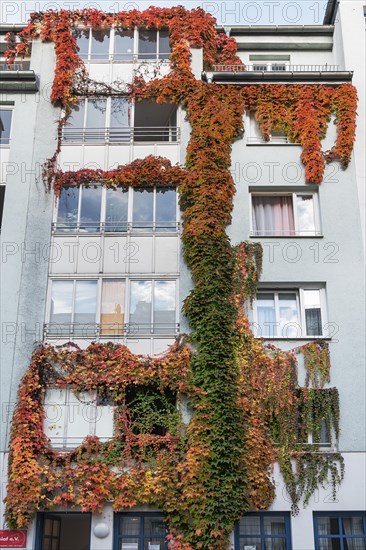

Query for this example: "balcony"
[203,64,353,84]
[43,322,180,339]
[52,220,180,233]
[62,126,180,144]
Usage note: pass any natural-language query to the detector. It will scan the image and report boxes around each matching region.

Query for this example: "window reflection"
[73,30,89,59]
[297,195,316,234]
[0,110,13,144]
[257,293,276,338]
[130,281,152,328]
[80,186,102,231]
[110,97,131,142]
[158,30,170,60]
[91,29,110,59]
[156,189,176,231]
[86,99,107,141]
[138,29,158,60]
[106,188,128,231]
[114,29,134,60]
[74,281,97,325]
[50,281,73,324]
[133,189,154,230]
[57,187,79,230]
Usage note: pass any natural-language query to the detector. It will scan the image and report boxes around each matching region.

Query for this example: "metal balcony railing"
[52,221,180,233]
[213,64,340,72]
[79,52,171,62]
[62,126,180,143]
[247,135,295,144]
[0,62,24,71]
[44,322,180,339]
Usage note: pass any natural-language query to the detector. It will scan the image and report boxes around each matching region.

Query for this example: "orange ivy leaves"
[5,341,191,529]
[53,155,187,196]
[243,83,357,183]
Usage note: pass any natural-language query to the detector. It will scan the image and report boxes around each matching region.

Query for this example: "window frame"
[313,512,366,550]
[62,97,179,144]
[0,183,5,232]
[43,387,115,450]
[53,185,179,234]
[253,286,328,339]
[74,27,171,63]
[113,512,169,550]
[45,276,179,338]
[250,191,321,237]
[247,111,299,145]
[234,512,292,550]
[0,106,14,146]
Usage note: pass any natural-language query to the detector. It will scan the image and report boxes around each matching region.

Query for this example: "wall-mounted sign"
[0,530,27,548]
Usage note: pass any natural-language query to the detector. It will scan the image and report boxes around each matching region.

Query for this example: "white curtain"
[252,196,295,236]
[343,517,365,550]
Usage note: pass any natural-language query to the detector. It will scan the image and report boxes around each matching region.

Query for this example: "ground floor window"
[36,512,91,550]
[114,512,168,550]
[235,512,292,550]
[314,512,366,550]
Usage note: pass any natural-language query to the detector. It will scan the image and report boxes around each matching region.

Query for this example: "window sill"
[250,234,324,239]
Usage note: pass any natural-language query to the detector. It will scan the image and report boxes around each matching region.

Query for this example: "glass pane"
[144,517,166,537]
[155,189,176,231]
[344,539,366,550]
[57,186,79,230]
[0,186,5,229]
[74,30,89,59]
[158,30,170,60]
[74,281,97,325]
[133,189,154,230]
[154,281,175,332]
[91,29,110,59]
[0,109,12,144]
[252,196,294,236]
[115,29,134,60]
[52,519,60,536]
[100,279,125,334]
[144,541,164,550]
[318,517,341,535]
[304,289,322,336]
[342,516,365,535]
[119,516,141,536]
[264,539,286,550]
[121,539,139,550]
[110,98,131,142]
[239,516,261,535]
[106,188,128,231]
[85,99,107,141]
[239,538,261,550]
[79,186,102,232]
[138,29,157,60]
[44,519,53,536]
[64,101,85,141]
[278,292,299,338]
[296,195,316,234]
[256,293,276,338]
[50,281,73,324]
[263,516,286,535]
[130,281,152,331]
[318,540,341,550]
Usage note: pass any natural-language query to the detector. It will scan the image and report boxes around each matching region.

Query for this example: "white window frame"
[53,185,179,233]
[46,276,179,337]
[0,106,14,147]
[247,111,299,145]
[250,191,321,237]
[253,287,328,339]
[74,27,171,63]
[43,388,114,449]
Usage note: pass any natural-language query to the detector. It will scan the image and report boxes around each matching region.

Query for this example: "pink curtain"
[252,196,295,236]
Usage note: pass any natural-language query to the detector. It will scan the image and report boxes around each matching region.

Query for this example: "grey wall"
[0,40,60,450]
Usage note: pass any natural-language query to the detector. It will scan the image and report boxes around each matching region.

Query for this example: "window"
[247,112,296,144]
[36,513,91,550]
[235,513,292,550]
[74,28,171,62]
[0,184,5,231]
[63,98,178,143]
[43,388,114,449]
[46,278,177,337]
[114,513,168,550]
[0,108,13,145]
[314,513,366,550]
[249,59,290,71]
[251,193,320,236]
[254,288,326,338]
[138,29,170,60]
[55,186,178,233]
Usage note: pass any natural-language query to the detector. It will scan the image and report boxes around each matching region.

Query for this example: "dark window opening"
[134,101,177,142]
[0,109,13,145]
[36,512,91,550]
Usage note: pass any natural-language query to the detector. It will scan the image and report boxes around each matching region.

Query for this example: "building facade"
[0,1,365,549]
